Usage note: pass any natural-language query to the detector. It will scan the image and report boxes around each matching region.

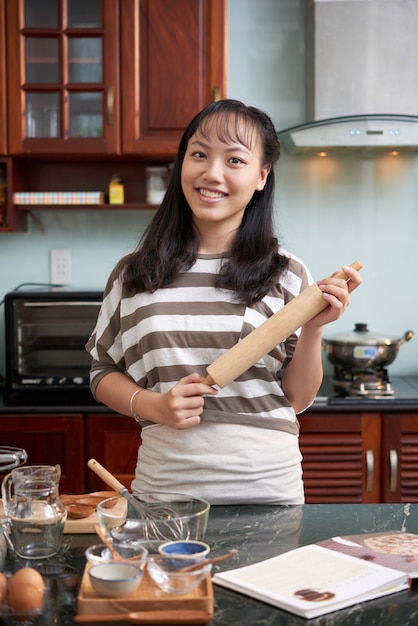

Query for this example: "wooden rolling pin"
[202,260,362,388]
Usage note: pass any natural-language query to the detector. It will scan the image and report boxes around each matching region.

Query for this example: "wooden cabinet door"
[299,412,381,503]
[85,414,141,491]
[120,0,227,156]
[0,414,84,493]
[6,0,120,155]
[0,0,7,154]
[381,413,418,503]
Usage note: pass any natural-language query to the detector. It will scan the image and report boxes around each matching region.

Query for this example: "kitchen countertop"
[2,376,418,413]
[3,503,418,625]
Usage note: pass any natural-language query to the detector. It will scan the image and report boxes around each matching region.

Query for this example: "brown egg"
[9,568,45,595]
[0,571,7,603]
[7,582,43,613]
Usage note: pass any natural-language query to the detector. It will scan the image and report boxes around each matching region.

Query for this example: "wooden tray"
[77,562,214,621]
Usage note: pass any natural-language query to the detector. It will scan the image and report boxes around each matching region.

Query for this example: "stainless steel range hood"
[279,0,418,155]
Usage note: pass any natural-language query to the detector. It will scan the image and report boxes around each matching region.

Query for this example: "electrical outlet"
[50,249,72,285]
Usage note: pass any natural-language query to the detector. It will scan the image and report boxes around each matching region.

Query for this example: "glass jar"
[146,166,168,205]
[108,174,124,205]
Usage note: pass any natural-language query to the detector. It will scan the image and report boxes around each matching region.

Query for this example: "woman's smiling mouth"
[198,188,226,199]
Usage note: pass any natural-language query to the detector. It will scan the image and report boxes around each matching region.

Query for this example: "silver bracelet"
[129,388,146,422]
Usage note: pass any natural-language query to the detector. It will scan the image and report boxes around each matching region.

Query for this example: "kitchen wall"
[0,0,417,378]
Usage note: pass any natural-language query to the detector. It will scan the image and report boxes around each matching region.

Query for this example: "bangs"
[195,112,257,151]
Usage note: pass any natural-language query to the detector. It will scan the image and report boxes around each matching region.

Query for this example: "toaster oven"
[3,289,103,406]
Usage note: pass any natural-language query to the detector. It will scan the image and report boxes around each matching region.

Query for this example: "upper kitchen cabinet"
[6,0,120,155]
[5,0,227,158]
[120,0,227,156]
[0,0,7,154]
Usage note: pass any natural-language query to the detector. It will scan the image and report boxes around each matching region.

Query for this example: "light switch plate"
[50,249,72,285]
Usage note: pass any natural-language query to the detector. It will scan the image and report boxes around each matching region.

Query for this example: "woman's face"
[181,115,270,237]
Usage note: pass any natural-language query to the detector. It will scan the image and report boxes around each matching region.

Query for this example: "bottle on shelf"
[108,174,124,205]
[145,166,168,205]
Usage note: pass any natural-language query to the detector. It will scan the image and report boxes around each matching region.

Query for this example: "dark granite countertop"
[3,503,418,625]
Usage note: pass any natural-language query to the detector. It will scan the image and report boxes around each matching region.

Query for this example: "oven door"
[4,292,102,406]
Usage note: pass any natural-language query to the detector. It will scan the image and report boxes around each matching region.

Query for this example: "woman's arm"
[95,371,218,429]
[281,265,362,413]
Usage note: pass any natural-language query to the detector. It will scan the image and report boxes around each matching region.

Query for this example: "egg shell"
[7,581,44,613]
[9,568,45,595]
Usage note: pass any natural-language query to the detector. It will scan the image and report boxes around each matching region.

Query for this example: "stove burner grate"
[332,367,395,398]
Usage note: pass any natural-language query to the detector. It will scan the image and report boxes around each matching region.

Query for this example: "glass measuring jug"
[1,464,67,558]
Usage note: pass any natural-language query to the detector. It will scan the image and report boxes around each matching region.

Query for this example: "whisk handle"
[88,458,126,494]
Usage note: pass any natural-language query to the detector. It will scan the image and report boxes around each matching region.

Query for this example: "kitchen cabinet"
[0,414,84,493]
[6,0,120,155]
[381,413,418,503]
[299,411,418,504]
[120,0,227,155]
[85,413,141,491]
[0,0,7,155]
[6,0,226,157]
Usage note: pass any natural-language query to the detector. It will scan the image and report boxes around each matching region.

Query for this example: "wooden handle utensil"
[202,260,362,388]
[74,610,213,624]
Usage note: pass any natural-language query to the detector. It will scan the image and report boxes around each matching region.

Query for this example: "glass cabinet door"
[7,0,119,154]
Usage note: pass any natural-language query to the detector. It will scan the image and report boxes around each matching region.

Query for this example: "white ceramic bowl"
[158,540,210,559]
[85,542,148,568]
[147,554,212,595]
[88,563,143,598]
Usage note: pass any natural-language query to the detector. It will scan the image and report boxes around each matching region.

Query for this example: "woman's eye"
[229,157,243,165]
[192,151,206,159]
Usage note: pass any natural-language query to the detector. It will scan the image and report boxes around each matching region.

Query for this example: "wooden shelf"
[15,203,159,211]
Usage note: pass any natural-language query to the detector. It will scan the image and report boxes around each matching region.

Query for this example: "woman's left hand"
[308,264,363,328]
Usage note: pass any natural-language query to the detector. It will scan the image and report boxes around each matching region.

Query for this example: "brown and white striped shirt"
[87,250,313,432]
[86,250,313,503]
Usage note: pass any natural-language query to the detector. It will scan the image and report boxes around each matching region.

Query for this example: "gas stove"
[313,374,418,407]
[331,367,394,398]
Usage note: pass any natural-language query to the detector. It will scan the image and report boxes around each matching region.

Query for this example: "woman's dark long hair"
[118,99,289,305]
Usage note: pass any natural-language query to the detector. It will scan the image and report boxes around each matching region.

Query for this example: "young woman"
[86,99,362,504]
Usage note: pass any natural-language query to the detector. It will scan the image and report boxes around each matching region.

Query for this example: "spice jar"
[146,166,168,205]
[108,174,124,205]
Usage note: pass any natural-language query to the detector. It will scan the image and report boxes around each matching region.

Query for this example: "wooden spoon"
[177,549,238,572]
[94,524,122,561]
[65,503,95,519]
[74,609,212,624]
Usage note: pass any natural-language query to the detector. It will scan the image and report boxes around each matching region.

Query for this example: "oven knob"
[45,377,54,385]
[73,377,84,385]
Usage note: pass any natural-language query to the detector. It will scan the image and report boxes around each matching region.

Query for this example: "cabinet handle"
[107,86,114,125]
[389,449,398,492]
[213,86,221,102]
[365,450,374,492]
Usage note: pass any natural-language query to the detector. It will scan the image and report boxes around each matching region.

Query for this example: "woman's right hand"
[145,373,218,429]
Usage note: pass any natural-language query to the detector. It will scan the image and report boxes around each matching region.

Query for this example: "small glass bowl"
[88,563,143,598]
[85,542,148,568]
[147,554,212,595]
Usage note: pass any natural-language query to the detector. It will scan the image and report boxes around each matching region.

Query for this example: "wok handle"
[87,458,125,494]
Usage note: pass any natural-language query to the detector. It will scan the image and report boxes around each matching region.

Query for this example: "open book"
[212,530,417,619]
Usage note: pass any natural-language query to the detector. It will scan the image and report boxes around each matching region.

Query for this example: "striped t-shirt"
[86,250,313,503]
[86,250,313,433]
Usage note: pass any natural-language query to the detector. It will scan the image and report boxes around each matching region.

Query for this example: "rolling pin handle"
[201,375,215,386]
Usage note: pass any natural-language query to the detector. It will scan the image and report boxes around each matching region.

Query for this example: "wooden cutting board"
[77,562,214,619]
